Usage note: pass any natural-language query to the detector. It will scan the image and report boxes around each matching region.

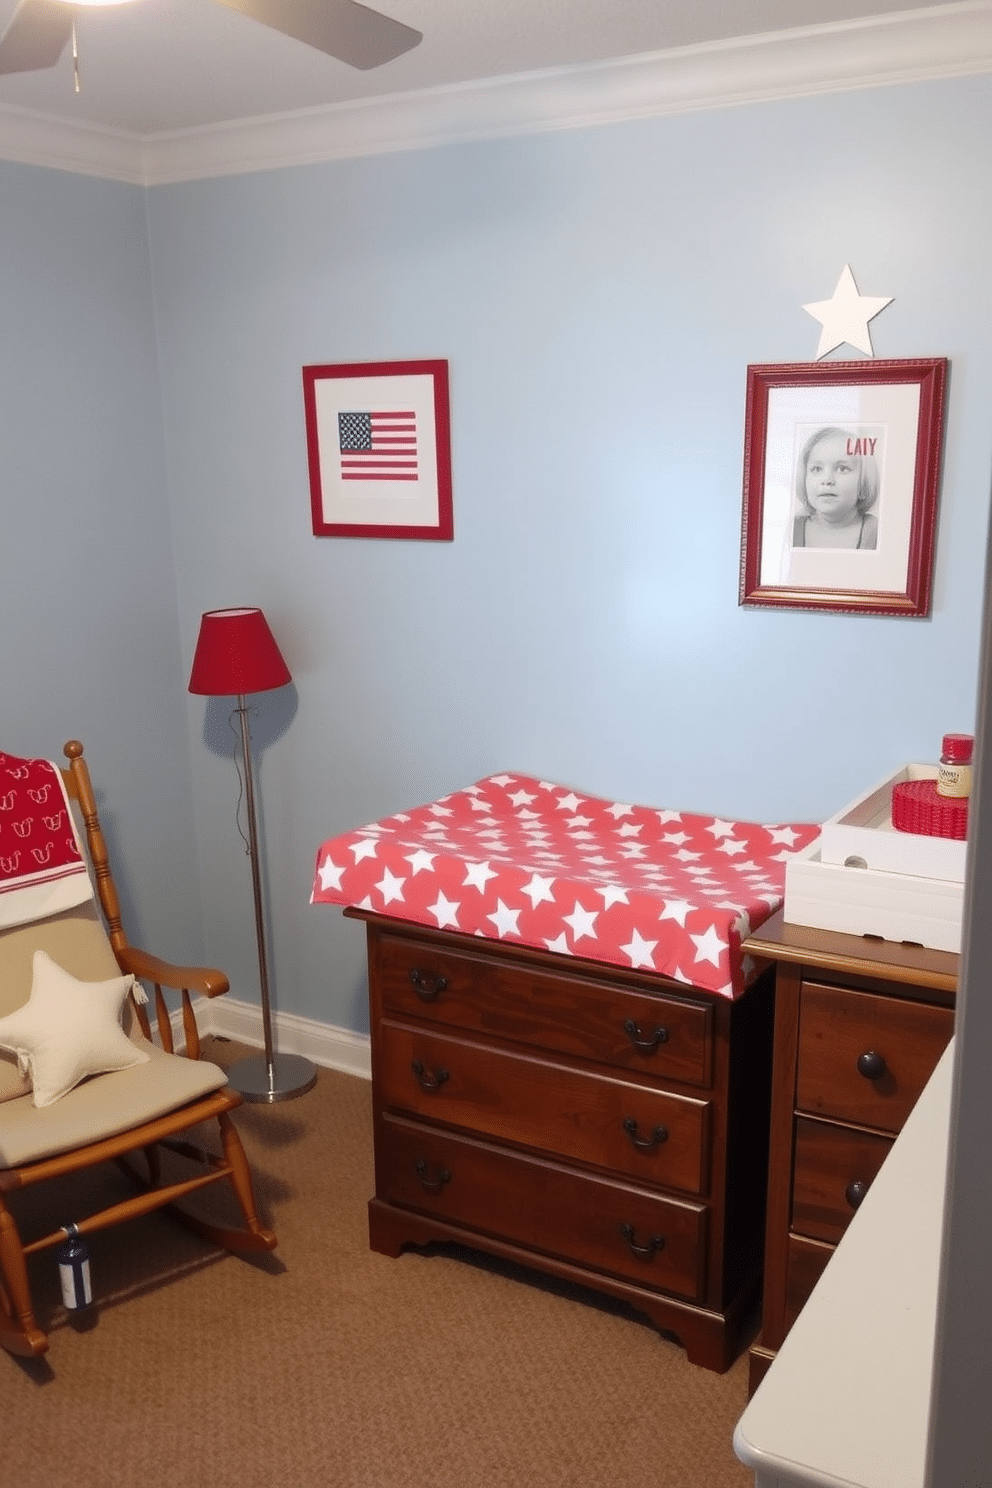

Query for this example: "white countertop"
[734,1039,954,1488]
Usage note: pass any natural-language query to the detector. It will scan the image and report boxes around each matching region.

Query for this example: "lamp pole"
[227,696,317,1103]
[188,607,317,1104]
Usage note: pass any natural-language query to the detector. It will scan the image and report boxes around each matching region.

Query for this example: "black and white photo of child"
[792,425,881,550]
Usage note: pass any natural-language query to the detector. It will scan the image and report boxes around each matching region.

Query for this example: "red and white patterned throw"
[0,753,91,929]
[311,774,820,998]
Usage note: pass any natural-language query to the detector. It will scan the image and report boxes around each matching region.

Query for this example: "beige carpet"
[5,1038,755,1488]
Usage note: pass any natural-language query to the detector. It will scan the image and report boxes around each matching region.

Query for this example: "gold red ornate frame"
[739,358,947,616]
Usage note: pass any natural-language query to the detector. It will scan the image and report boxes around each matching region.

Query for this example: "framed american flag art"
[303,359,453,540]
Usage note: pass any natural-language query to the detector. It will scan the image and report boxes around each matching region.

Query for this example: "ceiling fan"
[0,0,423,78]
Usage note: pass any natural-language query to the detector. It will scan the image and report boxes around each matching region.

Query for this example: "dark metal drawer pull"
[411,1059,449,1092]
[623,1018,669,1052]
[415,1159,451,1193]
[620,1223,666,1259]
[845,1179,869,1210]
[622,1117,669,1151]
[409,968,448,1001]
[856,1050,887,1080]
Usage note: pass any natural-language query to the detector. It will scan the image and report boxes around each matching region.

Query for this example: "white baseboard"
[173,997,371,1081]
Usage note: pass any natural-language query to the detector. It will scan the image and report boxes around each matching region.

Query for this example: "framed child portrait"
[738,358,948,616]
[304,359,453,540]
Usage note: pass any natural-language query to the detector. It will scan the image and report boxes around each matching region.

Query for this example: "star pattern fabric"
[311,775,820,999]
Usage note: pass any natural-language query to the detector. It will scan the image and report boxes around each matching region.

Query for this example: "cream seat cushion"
[0,901,229,1159]
[0,1040,229,1168]
[0,902,125,1018]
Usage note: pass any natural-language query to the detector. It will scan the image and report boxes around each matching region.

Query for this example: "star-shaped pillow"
[0,950,149,1108]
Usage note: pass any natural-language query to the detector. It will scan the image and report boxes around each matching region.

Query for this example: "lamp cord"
[228,705,255,858]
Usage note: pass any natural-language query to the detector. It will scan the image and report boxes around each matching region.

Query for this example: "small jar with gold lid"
[936,733,974,799]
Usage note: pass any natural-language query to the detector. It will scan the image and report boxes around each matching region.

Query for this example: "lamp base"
[227,1052,318,1103]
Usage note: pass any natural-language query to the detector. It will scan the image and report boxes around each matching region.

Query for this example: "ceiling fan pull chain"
[0,1,422,93]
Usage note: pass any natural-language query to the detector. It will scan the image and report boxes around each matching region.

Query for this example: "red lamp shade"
[188,608,292,697]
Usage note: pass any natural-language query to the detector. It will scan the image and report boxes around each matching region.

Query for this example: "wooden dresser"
[743,911,957,1395]
[350,908,779,1373]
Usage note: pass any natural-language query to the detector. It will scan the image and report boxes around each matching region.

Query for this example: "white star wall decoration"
[802,264,894,358]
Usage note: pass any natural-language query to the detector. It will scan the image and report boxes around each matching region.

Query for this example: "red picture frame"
[738,358,947,616]
[303,359,453,540]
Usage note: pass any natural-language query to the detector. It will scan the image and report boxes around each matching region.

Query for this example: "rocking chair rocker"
[0,740,277,1358]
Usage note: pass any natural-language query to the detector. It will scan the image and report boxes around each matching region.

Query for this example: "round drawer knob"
[856,1050,887,1080]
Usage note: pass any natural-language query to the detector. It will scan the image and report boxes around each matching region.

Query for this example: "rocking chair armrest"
[115,947,230,1000]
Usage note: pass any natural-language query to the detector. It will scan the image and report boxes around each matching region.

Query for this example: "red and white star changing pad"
[311,774,820,998]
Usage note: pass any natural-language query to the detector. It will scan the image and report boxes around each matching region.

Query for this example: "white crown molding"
[0,100,144,183]
[1,2,991,186]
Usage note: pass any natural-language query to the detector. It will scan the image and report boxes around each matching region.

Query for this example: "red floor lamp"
[189,606,317,1102]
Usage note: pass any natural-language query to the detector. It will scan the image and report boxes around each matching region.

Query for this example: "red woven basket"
[891,779,968,840]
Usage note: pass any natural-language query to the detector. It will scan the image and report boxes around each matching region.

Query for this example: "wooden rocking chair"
[0,740,277,1358]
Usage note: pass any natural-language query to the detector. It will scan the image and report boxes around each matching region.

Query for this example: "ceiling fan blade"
[214,0,422,71]
[0,0,74,75]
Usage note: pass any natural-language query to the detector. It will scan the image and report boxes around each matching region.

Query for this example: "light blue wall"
[0,161,204,962]
[4,73,991,1036]
[148,74,992,1033]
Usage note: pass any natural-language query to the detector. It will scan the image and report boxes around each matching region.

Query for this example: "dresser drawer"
[378,1112,708,1300]
[796,982,953,1132]
[791,1116,893,1244]
[377,1019,711,1195]
[783,1234,834,1331]
[373,929,713,1087]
